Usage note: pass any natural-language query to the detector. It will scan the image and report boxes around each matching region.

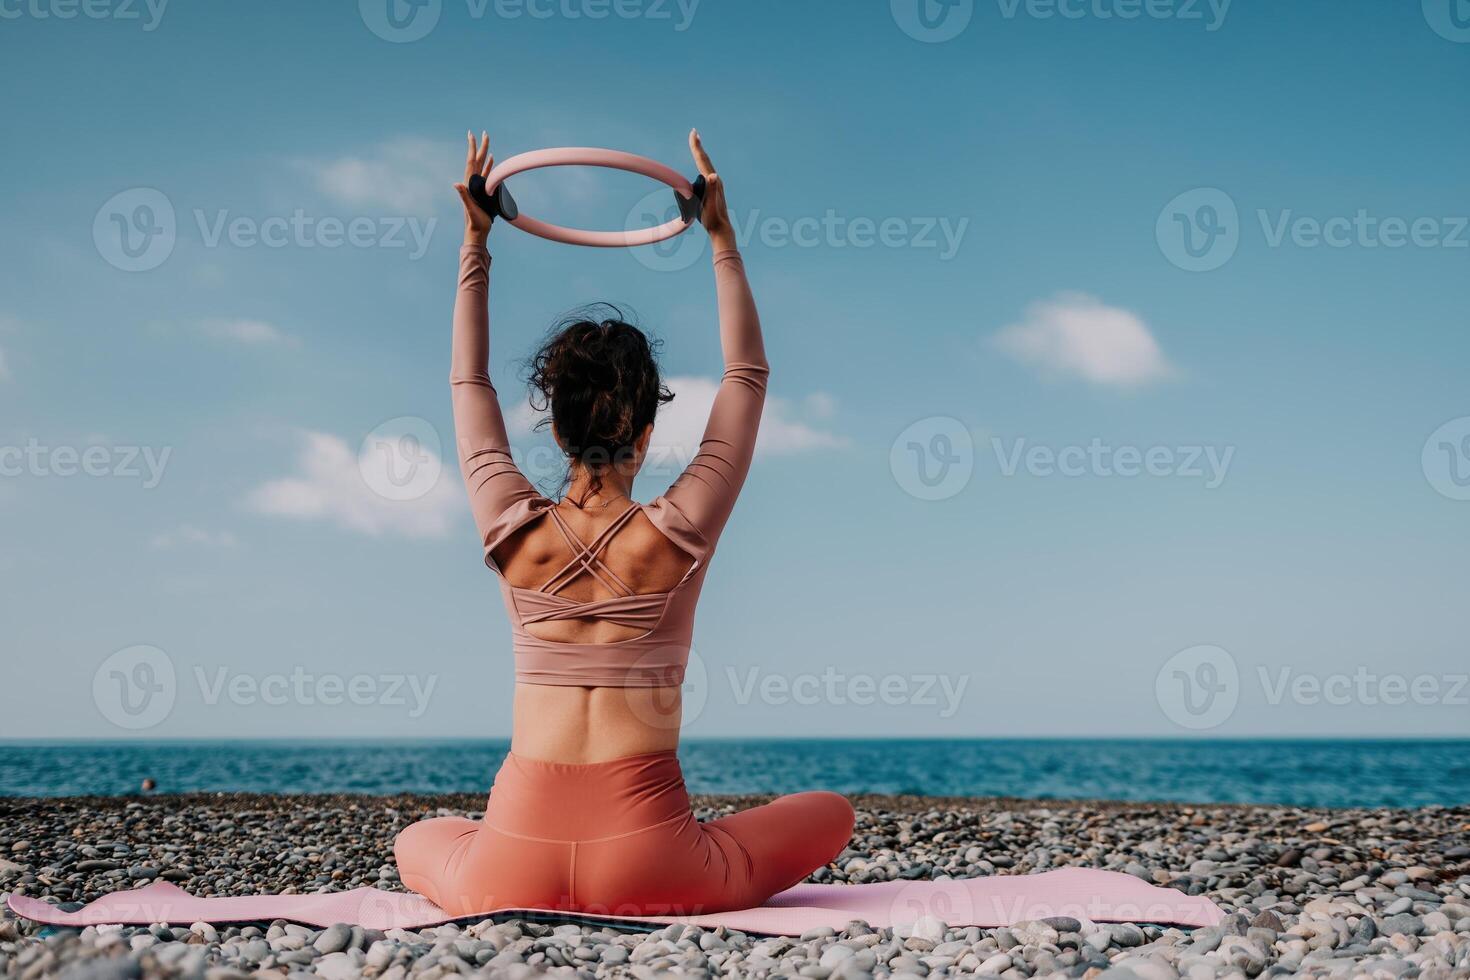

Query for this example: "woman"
[393,130,855,918]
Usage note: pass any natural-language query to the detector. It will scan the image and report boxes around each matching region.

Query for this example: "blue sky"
[2,0,1468,741]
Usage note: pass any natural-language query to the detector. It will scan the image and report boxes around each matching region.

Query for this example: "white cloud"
[508,399,541,437]
[246,431,462,539]
[306,138,450,214]
[510,163,607,212]
[509,375,847,474]
[303,136,619,219]
[992,293,1176,388]
[201,318,298,347]
[803,391,838,420]
[151,525,239,550]
[661,376,848,459]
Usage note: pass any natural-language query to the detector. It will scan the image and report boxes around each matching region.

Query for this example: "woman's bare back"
[492,501,695,646]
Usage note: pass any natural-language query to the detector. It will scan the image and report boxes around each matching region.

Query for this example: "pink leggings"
[393,751,854,917]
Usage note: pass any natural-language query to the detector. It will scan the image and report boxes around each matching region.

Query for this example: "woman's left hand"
[454,130,496,245]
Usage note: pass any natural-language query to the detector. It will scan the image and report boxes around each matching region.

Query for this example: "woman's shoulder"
[641,496,713,559]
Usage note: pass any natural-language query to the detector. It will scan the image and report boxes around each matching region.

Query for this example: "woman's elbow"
[722,361,769,395]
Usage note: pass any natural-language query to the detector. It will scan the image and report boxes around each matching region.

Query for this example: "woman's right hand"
[454,130,496,246]
[689,129,736,251]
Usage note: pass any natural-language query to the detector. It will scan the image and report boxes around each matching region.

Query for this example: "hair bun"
[557,332,618,389]
[527,305,675,501]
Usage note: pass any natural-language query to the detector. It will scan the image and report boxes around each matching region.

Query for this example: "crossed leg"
[394,790,856,917]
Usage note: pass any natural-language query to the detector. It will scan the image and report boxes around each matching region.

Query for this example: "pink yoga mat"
[8,872,1224,936]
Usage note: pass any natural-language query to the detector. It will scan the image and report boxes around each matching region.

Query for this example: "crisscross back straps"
[539,503,642,598]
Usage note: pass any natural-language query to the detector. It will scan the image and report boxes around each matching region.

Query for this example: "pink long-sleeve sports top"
[451,244,767,688]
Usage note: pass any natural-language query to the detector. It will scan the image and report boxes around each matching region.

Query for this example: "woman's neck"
[564,467,636,509]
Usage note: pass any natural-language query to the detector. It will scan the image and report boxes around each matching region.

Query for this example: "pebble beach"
[2,793,1468,979]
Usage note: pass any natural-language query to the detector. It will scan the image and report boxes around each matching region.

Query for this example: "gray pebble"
[313,922,352,954]
[1381,913,1425,937]
[2,794,1467,980]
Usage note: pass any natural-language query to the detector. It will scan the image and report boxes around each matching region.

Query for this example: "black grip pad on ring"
[468,174,519,223]
[676,174,708,225]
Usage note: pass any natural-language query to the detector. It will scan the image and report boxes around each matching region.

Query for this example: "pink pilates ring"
[467,147,708,248]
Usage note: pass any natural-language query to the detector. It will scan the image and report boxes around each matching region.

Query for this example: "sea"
[2,739,1467,808]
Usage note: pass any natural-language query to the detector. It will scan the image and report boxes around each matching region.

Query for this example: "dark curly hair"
[528,304,674,502]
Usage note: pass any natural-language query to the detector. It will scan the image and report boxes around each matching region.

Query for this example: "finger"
[689,129,715,177]
[479,131,489,169]
[466,131,478,180]
[691,133,715,176]
[482,151,495,178]
[454,183,482,215]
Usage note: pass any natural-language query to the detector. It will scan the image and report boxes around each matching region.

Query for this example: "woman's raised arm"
[451,132,540,546]
[662,131,770,547]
